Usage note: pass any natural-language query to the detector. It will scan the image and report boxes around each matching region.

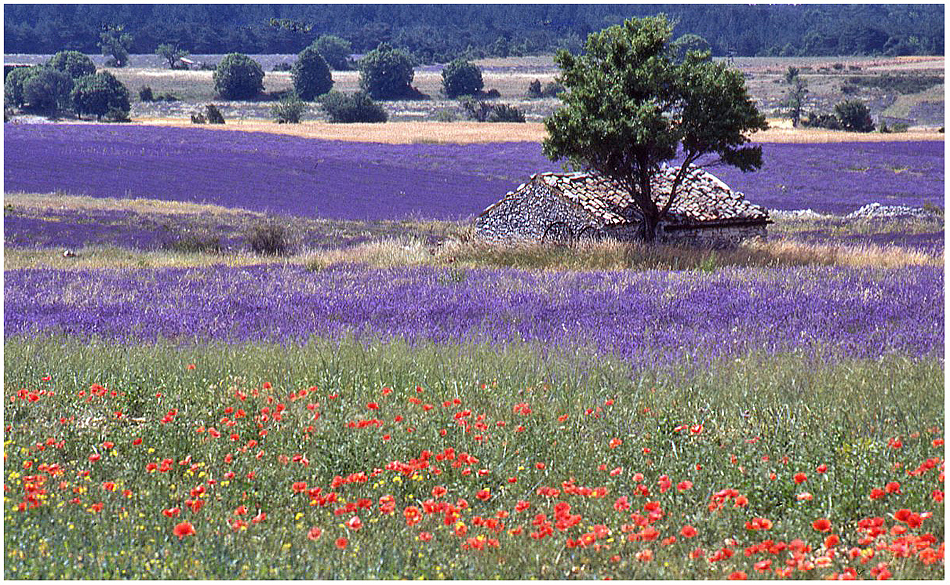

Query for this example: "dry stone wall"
[474,182,600,243]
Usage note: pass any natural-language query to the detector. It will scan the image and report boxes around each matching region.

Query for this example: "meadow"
[3,112,945,578]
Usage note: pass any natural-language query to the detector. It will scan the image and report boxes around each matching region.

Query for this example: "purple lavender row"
[5,265,942,368]
[4,124,943,219]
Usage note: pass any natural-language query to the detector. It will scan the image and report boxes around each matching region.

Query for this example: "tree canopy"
[543,15,768,242]
[213,53,264,100]
[292,45,333,100]
[5,5,943,61]
[358,43,414,100]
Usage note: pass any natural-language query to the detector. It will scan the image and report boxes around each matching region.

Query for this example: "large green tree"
[543,16,768,243]
[213,53,265,100]
[71,71,131,120]
[291,45,333,100]
[358,43,414,99]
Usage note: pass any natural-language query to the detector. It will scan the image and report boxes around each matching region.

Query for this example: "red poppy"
[346,516,362,531]
[728,571,747,580]
[102,481,116,491]
[162,507,181,517]
[292,481,307,493]
[885,481,901,494]
[816,464,827,473]
[609,438,622,449]
[404,506,422,526]
[476,488,491,501]
[677,480,693,492]
[794,473,807,484]
[252,511,266,524]
[174,521,195,539]
[812,517,832,532]
[418,531,433,542]
[824,534,840,548]
[681,525,698,538]
[88,454,101,463]
[432,485,447,498]
[869,488,886,500]
[307,526,322,541]
[335,537,348,549]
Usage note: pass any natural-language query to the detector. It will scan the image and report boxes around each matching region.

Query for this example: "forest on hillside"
[5,4,944,62]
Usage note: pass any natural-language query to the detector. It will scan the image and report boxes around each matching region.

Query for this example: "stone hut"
[474,166,770,247]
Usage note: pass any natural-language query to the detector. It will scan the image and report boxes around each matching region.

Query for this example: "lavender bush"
[5,265,941,371]
[4,125,943,219]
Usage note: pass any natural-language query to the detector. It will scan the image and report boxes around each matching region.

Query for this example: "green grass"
[4,336,944,579]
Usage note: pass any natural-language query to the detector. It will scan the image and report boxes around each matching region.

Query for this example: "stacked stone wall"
[474,183,600,243]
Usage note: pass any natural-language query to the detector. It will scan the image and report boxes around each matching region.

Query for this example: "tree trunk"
[640,210,661,243]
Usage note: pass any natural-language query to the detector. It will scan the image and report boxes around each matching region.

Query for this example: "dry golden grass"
[8,236,939,271]
[4,193,260,216]
[132,117,945,145]
[303,236,942,272]
[3,246,289,271]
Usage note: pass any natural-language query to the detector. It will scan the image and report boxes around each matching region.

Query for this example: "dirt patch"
[132,117,945,144]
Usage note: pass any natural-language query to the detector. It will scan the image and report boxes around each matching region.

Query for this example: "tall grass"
[4,336,943,579]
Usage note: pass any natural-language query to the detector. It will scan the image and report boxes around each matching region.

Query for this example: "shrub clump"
[247,221,292,256]
[22,68,73,116]
[358,43,414,99]
[292,45,333,100]
[272,95,307,124]
[441,59,484,98]
[71,71,131,121]
[213,53,265,100]
[526,79,564,98]
[834,99,875,132]
[47,50,97,79]
[462,98,525,122]
[321,91,387,123]
[313,34,352,71]
[191,104,225,124]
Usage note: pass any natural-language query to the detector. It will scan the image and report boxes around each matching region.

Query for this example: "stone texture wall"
[474,182,601,243]
[474,180,769,247]
[660,223,768,248]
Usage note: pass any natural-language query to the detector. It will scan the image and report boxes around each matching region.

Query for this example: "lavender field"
[3,121,945,579]
[4,124,944,219]
[5,264,941,371]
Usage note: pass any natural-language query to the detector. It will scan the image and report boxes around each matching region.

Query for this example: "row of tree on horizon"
[5,4,944,63]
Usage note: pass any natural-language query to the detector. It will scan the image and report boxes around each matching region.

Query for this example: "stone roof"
[485,166,770,227]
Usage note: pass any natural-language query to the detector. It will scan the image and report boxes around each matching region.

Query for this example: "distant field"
[6,53,943,125]
[4,124,944,219]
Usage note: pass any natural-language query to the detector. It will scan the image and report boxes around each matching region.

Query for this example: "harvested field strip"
[130,118,945,144]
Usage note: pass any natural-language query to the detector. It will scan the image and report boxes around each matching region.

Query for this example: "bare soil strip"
[133,117,944,144]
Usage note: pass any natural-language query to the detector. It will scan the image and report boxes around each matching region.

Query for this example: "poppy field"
[3,335,944,579]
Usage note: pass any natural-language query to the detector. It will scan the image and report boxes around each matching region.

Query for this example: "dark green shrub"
[291,46,333,100]
[313,35,352,70]
[834,99,874,132]
[321,91,387,123]
[47,50,96,79]
[138,85,154,102]
[527,79,542,98]
[272,95,306,123]
[4,66,40,107]
[358,43,414,99]
[190,111,206,124]
[71,71,131,120]
[22,68,73,116]
[205,104,225,124]
[482,88,501,99]
[801,112,840,130]
[213,53,264,100]
[487,103,525,123]
[247,222,292,256]
[272,62,293,72]
[441,59,483,98]
[462,98,524,122]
